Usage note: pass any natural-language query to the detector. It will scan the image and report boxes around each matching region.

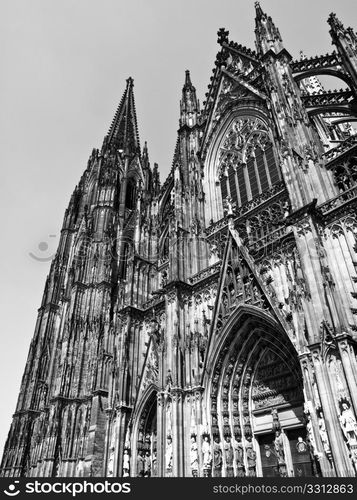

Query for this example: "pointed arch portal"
[134,389,157,477]
[205,307,314,477]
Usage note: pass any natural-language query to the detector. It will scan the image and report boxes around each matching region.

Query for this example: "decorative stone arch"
[308,106,357,118]
[130,384,158,477]
[203,106,280,225]
[295,68,354,90]
[203,305,314,477]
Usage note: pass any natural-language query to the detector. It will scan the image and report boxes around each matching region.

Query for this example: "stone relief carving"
[213,437,223,477]
[202,434,212,474]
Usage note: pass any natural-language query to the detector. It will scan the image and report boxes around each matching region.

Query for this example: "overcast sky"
[0,0,356,460]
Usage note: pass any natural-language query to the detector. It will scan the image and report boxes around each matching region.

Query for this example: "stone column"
[113,405,131,477]
[171,388,185,477]
[156,392,165,477]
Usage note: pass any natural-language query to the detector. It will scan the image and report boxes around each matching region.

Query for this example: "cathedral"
[2,2,357,478]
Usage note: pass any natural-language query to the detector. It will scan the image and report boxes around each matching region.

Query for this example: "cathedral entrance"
[206,307,315,478]
[252,348,313,477]
[135,392,157,477]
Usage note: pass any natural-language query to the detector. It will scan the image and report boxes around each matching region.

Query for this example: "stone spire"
[180,70,200,128]
[254,1,284,56]
[328,13,357,87]
[107,77,140,154]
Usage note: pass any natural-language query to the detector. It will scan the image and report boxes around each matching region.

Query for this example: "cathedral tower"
[2,3,357,478]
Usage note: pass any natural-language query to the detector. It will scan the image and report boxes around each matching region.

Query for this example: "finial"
[126,76,134,87]
[254,1,264,20]
[217,27,229,45]
[327,12,344,32]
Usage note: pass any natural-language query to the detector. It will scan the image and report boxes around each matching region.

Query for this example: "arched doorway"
[205,306,316,477]
[252,347,312,477]
[135,390,157,477]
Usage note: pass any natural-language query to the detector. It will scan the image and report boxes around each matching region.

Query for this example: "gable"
[208,220,294,349]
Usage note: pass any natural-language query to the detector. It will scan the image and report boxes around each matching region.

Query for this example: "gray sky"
[0,0,356,459]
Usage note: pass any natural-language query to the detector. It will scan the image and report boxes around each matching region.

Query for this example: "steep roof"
[107,77,140,154]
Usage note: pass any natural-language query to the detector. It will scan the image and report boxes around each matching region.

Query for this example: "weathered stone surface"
[2,3,357,478]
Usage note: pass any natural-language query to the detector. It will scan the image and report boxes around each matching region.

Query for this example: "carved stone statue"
[136,450,144,477]
[318,411,331,456]
[144,450,151,477]
[245,436,256,477]
[305,410,319,464]
[165,370,173,392]
[271,408,280,431]
[339,400,357,446]
[233,438,245,476]
[274,430,285,465]
[123,448,130,477]
[213,437,223,476]
[224,436,234,466]
[223,196,234,216]
[202,435,212,469]
[224,436,234,476]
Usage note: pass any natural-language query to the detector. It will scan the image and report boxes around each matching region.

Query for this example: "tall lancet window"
[120,243,130,280]
[218,117,281,210]
[125,178,136,210]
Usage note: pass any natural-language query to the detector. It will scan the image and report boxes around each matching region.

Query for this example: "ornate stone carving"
[223,436,234,476]
[136,450,145,477]
[338,399,357,446]
[202,434,212,475]
[213,437,223,477]
[245,436,256,477]
[317,408,332,461]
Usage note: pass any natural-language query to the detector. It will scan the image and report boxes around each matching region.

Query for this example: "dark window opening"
[265,145,280,185]
[256,147,269,192]
[120,243,129,279]
[125,179,136,210]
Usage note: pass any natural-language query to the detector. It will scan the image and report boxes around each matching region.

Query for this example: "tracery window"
[218,117,281,209]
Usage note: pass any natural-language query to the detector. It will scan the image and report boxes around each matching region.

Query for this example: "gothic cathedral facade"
[2,3,357,478]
